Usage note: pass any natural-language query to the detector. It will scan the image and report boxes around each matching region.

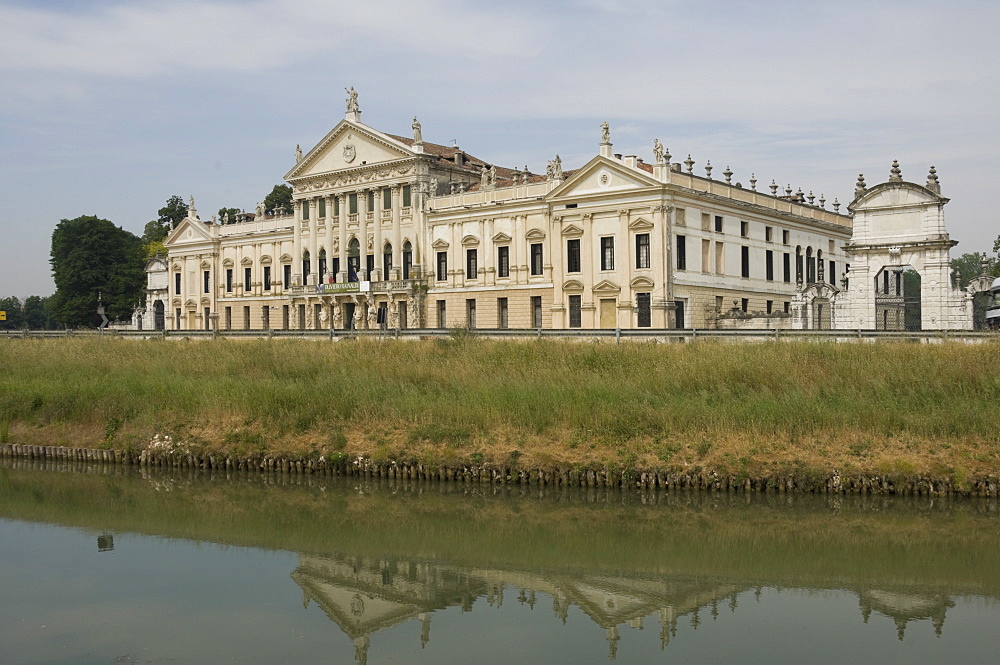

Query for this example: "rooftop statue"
[345,87,359,114]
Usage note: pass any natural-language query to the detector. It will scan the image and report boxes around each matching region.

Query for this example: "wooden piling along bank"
[1,443,997,497]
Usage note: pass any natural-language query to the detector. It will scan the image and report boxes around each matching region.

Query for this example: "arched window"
[402,241,413,280]
[806,247,815,284]
[302,250,311,282]
[318,248,327,283]
[383,243,392,280]
[347,238,361,282]
[795,246,803,284]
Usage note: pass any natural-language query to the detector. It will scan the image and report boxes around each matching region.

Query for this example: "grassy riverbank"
[1,337,998,482]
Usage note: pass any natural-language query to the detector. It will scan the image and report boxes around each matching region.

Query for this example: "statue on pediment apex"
[345,87,359,114]
[412,117,422,143]
[295,144,302,163]
[600,121,610,144]
[653,138,664,164]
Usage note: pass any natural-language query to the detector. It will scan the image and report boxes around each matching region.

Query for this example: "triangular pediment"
[166,216,213,246]
[548,155,661,200]
[279,253,293,263]
[432,238,450,249]
[492,232,511,244]
[629,218,654,231]
[561,224,584,237]
[285,120,414,181]
[592,279,621,294]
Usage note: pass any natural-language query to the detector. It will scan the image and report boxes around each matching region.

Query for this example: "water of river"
[0,459,998,664]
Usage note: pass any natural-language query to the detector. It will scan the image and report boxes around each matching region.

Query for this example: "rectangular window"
[174,272,181,295]
[244,267,251,291]
[383,188,391,210]
[675,300,685,329]
[569,295,582,328]
[783,253,791,283]
[282,305,289,329]
[436,251,447,281]
[263,266,271,291]
[368,191,375,212]
[716,295,724,312]
[466,299,476,329]
[318,198,326,218]
[741,246,750,278]
[676,235,686,270]
[283,264,291,289]
[531,295,543,328]
[497,297,508,329]
[765,226,773,242]
[366,254,374,277]
[175,308,181,329]
[402,185,411,207]
[298,303,305,330]
[203,270,210,294]
[302,200,309,220]
[715,215,723,233]
[675,208,686,226]
[226,269,233,293]
[829,260,836,285]
[741,298,749,312]
[701,239,710,273]
[766,300,774,314]
[783,301,790,314]
[262,306,270,330]
[382,251,391,279]
[204,307,211,331]
[829,239,836,253]
[224,306,232,330]
[401,252,410,280]
[635,233,650,269]
[766,250,774,281]
[349,193,358,215]
[637,292,651,327]
[566,238,581,273]
[497,246,510,278]
[530,243,543,276]
[319,256,327,282]
[701,212,710,231]
[466,248,478,280]
[243,305,250,330]
[600,237,615,271]
[437,300,446,328]
[740,221,749,237]
[782,229,789,244]
[715,242,724,275]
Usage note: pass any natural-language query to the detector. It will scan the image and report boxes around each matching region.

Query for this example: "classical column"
[292,198,302,286]
[582,213,596,328]
[485,218,495,286]
[308,198,319,286]
[358,188,369,280]
[619,208,632,328]
[373,187,384,282]
[391,185,402,279]
[324,195,334,285]
[337,193,347,282]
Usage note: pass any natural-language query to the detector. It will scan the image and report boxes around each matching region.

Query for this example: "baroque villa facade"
[146,90,969,333]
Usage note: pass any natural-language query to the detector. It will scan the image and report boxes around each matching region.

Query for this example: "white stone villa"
[141,89,974,333]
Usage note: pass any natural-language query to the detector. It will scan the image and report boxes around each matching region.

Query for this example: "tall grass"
[1,338,998,474]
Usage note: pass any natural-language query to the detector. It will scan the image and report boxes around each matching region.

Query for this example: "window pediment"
[260,255,272,265]
[629,218,654,231]
[525,228,546,241]
[561,224,584,238]
[200,260,211,269]
[461,234,480,247]
[222,258,234,267]
[630,276,655,290]
[492,232,512,244]
[279,253,293,263]
[563,279,585,292]
[240,257,253,266]
[592,279,621,294]
[432,238,450,249]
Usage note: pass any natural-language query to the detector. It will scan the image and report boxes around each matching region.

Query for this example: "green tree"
[218,207,242,224]
[263,184,293,215]
[0,296,24,330]
[951,252,994,289]
[49,216,146,327]
[22,296,56,330]
[141,195,189,259]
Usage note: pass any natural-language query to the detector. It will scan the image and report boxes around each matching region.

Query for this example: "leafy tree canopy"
[263,184,293,215]
[218,207,242,224]
[0,296,24,330]
[951,252,995,289]
[49,215,145,327]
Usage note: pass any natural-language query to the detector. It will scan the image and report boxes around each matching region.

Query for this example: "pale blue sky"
[1,0,997,298]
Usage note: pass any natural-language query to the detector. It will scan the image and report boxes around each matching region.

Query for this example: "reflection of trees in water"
[292,551,964,663]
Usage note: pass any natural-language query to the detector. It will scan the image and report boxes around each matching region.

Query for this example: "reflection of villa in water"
[292,553,957,663]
